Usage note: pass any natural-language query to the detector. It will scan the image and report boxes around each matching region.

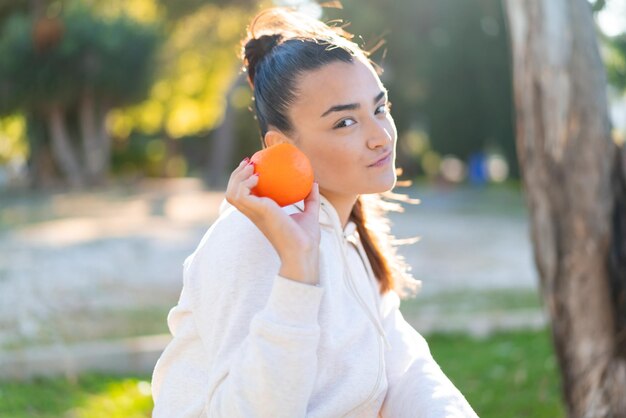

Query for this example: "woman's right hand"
[224,157,321,285]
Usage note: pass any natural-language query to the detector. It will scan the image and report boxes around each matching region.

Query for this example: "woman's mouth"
[368,152,392,167]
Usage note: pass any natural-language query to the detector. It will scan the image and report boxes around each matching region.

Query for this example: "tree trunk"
[206,73,245,189]
[97,103,112,185]
[504,0,626,416]
[47,104,85,189]
[26,112,59,189]
[78,93,111,186]
[79,90,102,185]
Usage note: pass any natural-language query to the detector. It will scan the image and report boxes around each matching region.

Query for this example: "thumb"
[302,182,320,215]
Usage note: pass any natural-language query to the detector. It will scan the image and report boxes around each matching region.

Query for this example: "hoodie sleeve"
[155,209,324,418]
[379,291,479,418]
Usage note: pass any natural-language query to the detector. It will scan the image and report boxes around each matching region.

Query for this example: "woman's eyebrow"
[320,90,388,118]
[374,90,387,104]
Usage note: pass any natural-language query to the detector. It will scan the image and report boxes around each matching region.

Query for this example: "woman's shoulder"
[192,201,270,261]
[211,198,302,242]
[211,198,263,240]
[183,198,302,273]
[210,197,304,243]
[379,289,401,317]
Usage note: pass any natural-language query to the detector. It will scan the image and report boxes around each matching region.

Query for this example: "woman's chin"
[363,173,397,194]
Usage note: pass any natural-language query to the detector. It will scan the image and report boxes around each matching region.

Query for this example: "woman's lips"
[368,152,392,167]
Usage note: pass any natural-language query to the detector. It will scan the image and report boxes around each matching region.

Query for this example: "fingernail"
[243,157,250,163]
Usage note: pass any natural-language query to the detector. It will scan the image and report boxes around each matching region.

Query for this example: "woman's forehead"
[292,59,385,115]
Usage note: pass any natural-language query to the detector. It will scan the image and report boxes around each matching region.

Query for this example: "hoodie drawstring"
[340,233,392,351]
[320,201,391,349]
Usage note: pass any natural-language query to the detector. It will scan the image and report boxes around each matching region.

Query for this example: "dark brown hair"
[241,7,421,298]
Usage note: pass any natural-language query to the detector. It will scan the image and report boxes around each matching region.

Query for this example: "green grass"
[0,374,153,418]
[400,288,543,317]
[0,328,564,418]
[429,328,564,418]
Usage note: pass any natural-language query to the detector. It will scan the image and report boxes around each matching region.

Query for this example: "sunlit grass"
[69,378,153,418]
[0,374,153,418]
[0,329,563,418]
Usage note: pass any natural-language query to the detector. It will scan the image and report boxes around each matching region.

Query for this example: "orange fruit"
[249,143,314,207]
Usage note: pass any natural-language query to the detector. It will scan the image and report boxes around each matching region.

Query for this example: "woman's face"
[278,57,397,199]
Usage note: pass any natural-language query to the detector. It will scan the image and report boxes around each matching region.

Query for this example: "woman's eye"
[334,118,356,129]
[376,101,392,115]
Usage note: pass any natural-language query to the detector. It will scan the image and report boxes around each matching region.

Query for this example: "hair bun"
[243,34,283,86]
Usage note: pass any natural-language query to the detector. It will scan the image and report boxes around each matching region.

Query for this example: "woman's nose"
[366,118,393,149]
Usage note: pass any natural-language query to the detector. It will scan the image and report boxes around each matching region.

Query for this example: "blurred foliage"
[0,114,28,164]
[0,6,161,114]
[104,2,260,180]
[591,0,607,13]
[0,2,162,187]
[9,0,626,183]
[106,3,253,140]
[606,34,626,92]
[0,0,521,184]
[0,0,258,26]
[324,0,517,179]
[153,0,258,22]
[592,0,626,93]
[0,0,260,184]
[0,0,29,24]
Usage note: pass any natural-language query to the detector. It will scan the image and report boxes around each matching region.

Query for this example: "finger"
[234,174,264,211]
[305,182,319,202]
[229,165,255,192]
[232,158,253,177]
[233,157,250,173]
[240,173,259,192]
[228,159,251,184]
[302,182,320,214]
[226,159,252,201]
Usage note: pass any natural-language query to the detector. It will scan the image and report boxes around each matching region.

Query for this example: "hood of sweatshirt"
[289,196,392,349]
[218,195,357,240]
[218,195,390,347]
[290,194,357,237]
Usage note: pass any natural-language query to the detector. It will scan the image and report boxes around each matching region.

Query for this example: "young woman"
[151,7,478,417]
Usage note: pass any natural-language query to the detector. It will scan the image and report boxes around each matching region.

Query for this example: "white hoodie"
[151,194,479,417]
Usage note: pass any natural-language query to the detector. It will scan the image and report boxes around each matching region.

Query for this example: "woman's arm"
[153,157,324,417]
[196,214,323,418]
[202,276,323,417]
[379,291,479,418]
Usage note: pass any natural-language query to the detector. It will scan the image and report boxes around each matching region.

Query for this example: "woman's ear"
[264,129,291,148]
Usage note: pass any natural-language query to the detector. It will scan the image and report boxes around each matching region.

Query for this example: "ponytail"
[350,179,422,298]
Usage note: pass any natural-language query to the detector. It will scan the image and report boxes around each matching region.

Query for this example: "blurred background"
[0,0,624,416]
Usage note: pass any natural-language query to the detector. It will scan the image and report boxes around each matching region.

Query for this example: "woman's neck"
[319,189,357,230]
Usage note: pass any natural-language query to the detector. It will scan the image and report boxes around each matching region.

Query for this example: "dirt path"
[0,179,539,348]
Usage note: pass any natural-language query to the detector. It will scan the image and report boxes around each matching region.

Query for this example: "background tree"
[102,1,259,185]
[504,0,626,415]
[0,4,160,187]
